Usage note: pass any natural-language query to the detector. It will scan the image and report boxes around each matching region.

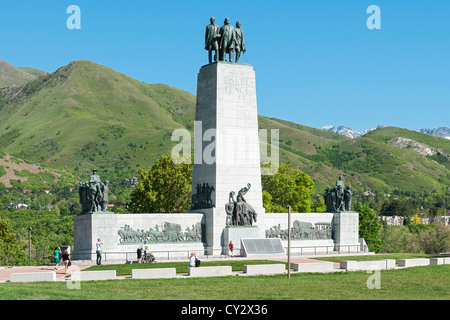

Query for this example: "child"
[228,241,234,257]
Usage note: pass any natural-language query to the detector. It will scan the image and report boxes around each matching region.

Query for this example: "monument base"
[333,211,359,247]
[72,212,205,261]
[224,226,265,255]
[240,238,285,258]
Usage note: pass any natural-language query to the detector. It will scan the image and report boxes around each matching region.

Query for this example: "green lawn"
[83,259,285,276]
[0,255,448,300]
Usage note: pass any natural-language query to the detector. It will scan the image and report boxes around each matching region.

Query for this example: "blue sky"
[1,0,449,131]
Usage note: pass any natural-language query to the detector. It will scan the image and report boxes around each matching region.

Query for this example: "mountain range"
[321,125,385,139]
[419,127,450,140]
[0,59,449,198]
[322,125,450,140]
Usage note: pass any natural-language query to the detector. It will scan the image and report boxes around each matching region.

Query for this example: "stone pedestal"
[190,62,265,254]
[224,226,265,252]
[191,62,264,213]
[333,211,359,250]
[73,213,116,260]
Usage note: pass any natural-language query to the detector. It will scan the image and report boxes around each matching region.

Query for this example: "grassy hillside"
[0,59,448,200]
[0,60,195,191]
[259,119,449,195]
[0,59,48,88]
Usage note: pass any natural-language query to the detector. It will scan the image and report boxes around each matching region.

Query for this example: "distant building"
[432,216,450,226]
[124,177,138,185]
[379,215,404,226]
[5,202,29,210]
[362,191,375,197]
[380,215,449,226]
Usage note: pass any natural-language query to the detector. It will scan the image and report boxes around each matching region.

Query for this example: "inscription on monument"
[241,238,285,255]
[221,76,255,97]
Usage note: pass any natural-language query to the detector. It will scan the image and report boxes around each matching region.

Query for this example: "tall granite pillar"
[190,62,265,254]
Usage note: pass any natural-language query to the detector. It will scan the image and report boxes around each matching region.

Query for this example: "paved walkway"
[0,264,92,282]
[0,255,353,283]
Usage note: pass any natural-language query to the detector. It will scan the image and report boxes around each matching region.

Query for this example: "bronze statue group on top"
[205,17,246,64]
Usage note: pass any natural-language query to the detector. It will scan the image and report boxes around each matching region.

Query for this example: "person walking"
[62,249,71,274]
[96,238,103,265]
[137,245,143,263]
[53,247,61,270]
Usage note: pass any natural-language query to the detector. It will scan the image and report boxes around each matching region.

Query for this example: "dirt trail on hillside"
[0,154,60,187]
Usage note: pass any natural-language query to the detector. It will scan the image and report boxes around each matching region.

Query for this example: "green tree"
[0,216,26,266]
[312,194,327,213]
[128,155,192,213]
[379,225,415,253]
[416,222,450,254]
[5,210,74,264]
[357,203,383,253]
[261,164,315,213]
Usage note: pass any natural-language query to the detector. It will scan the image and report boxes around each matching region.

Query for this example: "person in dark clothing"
[62,250,70,274]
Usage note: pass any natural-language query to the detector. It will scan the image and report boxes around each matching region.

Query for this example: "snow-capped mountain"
[419,127,450,140]
[321,125,383,138]
[322,125,450,140]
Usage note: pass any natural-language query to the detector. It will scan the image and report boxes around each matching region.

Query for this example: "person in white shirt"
[189,252,197,267]
[96,238,103,265]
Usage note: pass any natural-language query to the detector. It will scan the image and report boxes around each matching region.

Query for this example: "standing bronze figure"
[78,169,110,215]
[234,21,246,63]
[324,176,353,212]
[219,17,235,62]
[205,17,220,63]
[225,183,257,226]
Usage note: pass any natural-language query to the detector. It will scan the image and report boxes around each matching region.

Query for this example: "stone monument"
[191,33,265,253]
[72,18,365,261]
[323,175,359,250]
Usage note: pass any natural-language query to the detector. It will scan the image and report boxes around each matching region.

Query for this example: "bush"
[380,223,450,254]
[416,222,450,254]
